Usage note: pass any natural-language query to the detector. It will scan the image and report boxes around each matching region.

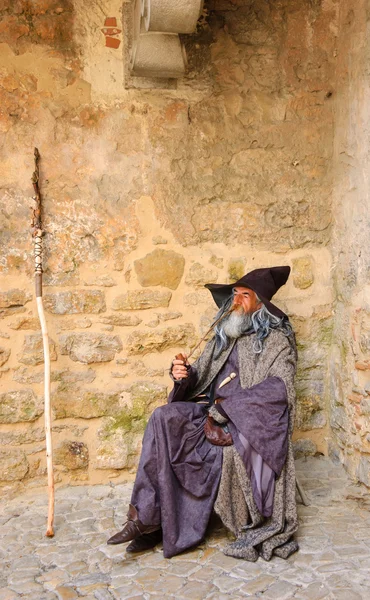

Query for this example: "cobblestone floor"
[1,456,370,600]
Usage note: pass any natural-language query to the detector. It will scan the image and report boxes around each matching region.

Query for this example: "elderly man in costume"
[107,267,298,561]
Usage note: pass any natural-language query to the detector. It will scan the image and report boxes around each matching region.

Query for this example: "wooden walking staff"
[31,147,55,537]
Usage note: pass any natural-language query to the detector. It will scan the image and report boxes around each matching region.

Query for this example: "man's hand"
[171,354,189,380]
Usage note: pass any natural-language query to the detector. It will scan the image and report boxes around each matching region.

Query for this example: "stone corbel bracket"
[125,0,203,84]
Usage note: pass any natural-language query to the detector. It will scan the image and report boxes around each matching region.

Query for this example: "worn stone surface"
[0,289,31,309]
[83,275,117,287]
[54,441,89,471]
[59,333,122,364]
[8,317,40,330]
[112,290,172,311]
[127,324,196,355]
[0,390,42,424]
[0,458,370,599]
[134,249,185,290]
[293,256,315,290]
[185,262,217,287]
[0,448,28,482]
[44,291,106,314]
[183,291,212,306]
[56,317,92,331]
[98,314,142,327]
[0,428,45,446]
[293,438,318,459]
[228,258,245,283]
[18,334,57,366]
[130,360,164,378]
[0,346,10,367]
[52,387,121,420]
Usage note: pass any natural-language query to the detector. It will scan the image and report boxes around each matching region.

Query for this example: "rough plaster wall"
[0,0,337,494]
[330,0,370,485]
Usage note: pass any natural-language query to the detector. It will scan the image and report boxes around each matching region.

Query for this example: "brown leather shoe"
[126,529,162,553]
[107,504,160,545]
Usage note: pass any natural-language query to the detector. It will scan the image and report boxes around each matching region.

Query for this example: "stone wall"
[0,0,337,493]
[329,0,370,483]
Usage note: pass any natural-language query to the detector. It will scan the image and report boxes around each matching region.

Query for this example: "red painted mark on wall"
[101,17,121,49]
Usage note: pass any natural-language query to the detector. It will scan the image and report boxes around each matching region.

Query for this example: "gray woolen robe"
[130,329,298,559]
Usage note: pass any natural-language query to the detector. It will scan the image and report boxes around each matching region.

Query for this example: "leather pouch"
[204,414,233,446]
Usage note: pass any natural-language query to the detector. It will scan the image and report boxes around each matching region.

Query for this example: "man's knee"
[151,403,177,423]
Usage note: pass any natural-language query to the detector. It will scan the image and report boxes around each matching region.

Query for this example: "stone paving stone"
[55,586,78,600]
[0,590,19,600]
[239,574,276,595]
[293,581,331,600]
[111,561,140,578]
[176,580,218,599]
[138,550,169,569]
[188,565,223,582]
[93,589,116,600]
[213,573,244,593]
[261,579,300,599]
[8,581,45,595]
[332,591,364,600]
[65,510,94,523]
[140,572,185,594]
[166,561,200,577]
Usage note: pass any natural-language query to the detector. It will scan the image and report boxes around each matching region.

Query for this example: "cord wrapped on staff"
[31,147,54,537]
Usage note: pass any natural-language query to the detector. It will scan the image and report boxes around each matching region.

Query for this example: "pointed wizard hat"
[205,266,290,319]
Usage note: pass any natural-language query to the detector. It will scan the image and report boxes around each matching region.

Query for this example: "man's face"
[232,286,262,314]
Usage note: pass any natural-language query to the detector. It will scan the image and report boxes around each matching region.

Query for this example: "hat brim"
[205,283,287,319]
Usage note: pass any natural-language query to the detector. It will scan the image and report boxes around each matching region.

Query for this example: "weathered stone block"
[84,275,116,287]
[95,430,142,470]
[157,311,182,322]
[44,290,106,314]
[127,324,195,355]
[0,346,10,367]
[99,315,142,327]
[295,393,327,431]
[8,317,40,330]
[0,428,45,446]
[134,249,185,290]
[357,456,370,487]
[13,367,43,384]
[128,381,167,415]
[18,334,57,366]
[52,387,121,420]
[112,290,171,311]
[57,317,92,331]
[53,368,97,385]
[185,263,217,287]
[292,256,314,289]
[0,289,31,309]
[293,438,317,458]
[131,360,164,377]
[95,381,166,469]
[0,390,43,423]
[0,449,28,482]
[209,255,223,269]
[13,366,93,387]
[228,258,245,282]
[59,333,122,364]
[184,291,212,306]
[54,441,89,470]
[152,236,167,245]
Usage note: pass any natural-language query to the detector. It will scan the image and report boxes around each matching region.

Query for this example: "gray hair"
[214,295,293,355]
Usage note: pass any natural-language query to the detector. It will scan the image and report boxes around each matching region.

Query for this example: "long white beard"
[219,309,253,340]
